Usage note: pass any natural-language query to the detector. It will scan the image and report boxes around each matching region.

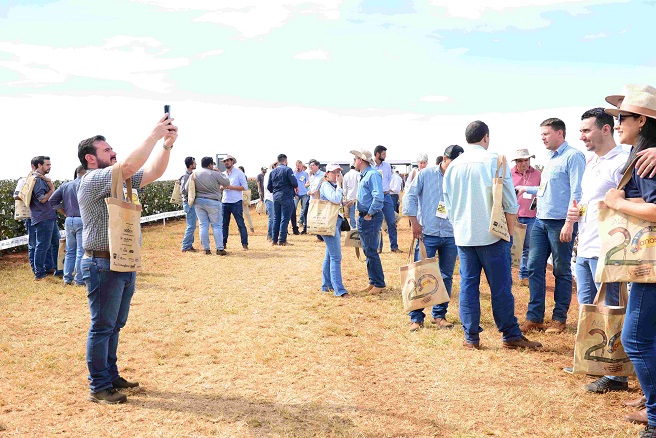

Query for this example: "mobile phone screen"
[164,105,170,119]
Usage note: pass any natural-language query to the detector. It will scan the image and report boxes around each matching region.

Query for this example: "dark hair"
[436,156,443,165]
[184,156,195,168]
[627,116,656,169]
[308,158,319,166]
[581,108,614,132]
[78,135,106,169]
[374,145,387,156]
[238,166,245,173]
[201,156,215,168]
[278,154,287,163]
[74,165,85,180]
[465,120,489,144]
[540,118,567,138]
[31,155,49,168]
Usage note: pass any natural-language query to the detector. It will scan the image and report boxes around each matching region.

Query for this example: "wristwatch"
[163,144,173,151]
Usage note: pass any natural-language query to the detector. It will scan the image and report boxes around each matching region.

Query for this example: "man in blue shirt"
[290,160,309,235]
[221,155,250,250]
[373,145,402,253]
[444,121,541,350]
[30,155,60,281]
[516,118,586,334]
[351,149,385,294]
[403,145,463,332]
[267,154,298,245]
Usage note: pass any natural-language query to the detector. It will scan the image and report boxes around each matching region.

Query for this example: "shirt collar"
[549,141,569,157]
[596,144,623,162]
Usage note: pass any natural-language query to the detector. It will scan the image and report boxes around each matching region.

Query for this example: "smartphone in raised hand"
[164,105,171,120]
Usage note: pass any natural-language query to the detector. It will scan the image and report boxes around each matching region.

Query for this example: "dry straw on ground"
[0,210,645,437]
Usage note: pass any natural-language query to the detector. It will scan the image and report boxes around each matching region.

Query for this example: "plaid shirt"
[78,166,144,251]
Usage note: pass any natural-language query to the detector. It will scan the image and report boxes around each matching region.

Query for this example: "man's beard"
[97,157,116,169]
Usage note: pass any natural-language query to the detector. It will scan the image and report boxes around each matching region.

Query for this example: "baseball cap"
[444,145,464,160]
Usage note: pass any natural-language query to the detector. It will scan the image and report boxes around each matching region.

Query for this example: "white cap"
[325,163,341,172]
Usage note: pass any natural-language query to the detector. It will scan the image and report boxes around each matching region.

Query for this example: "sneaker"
[409,322,424,332]
[205,250,212,255]
[242,245,249,250]
[278,242,291,246]
[300,230,307,235]
[112,377,139,389]
[431,318,454,329]
[88,388,127,404]
[640,425,656,437]
[216,249,227,256]
[64,281,73,286]
[293,230,300,235]
[462,340,481,350]
[181,247,198,253]
[271,241,278,246]
[545,321,566,334]
[521,278,529,287]
[583,376,628,393]
[563,366,573,374]
[519,320,545,333]
[503,336,542,350]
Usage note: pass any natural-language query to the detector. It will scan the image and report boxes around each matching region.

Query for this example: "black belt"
[383,191,390,195]
[84,250,110,259]
[358,211,369,217]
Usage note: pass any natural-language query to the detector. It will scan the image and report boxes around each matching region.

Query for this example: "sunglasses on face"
[616,113,639,125]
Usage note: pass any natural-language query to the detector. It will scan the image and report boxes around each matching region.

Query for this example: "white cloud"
[583,32,607,40]
[0,37,188,92]
[428,0,624,19]
[293,49,330,61]
[197,49,224,59]
[132,0,343,38]
[420,95,450,102]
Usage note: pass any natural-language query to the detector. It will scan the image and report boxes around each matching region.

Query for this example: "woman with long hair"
[318,163,349,297]
[604,85,656,438]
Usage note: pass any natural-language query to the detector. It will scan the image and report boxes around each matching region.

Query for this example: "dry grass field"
[0,209,646,437]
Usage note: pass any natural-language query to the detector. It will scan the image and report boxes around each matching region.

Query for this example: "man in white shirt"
[342,161,360,228]
[390,170,403,213]
[221,155,250,250]
[564,107,629,393]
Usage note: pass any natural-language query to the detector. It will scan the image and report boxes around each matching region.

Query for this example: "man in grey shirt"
[189,156,231,255]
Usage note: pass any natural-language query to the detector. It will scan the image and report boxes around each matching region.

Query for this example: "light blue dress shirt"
[294,170,309,196]
[524,141,585,220]
[357,166,384,215]
[320,181,343,204]
[443,145,518,247]
[402,165,453,238]
[372,161,392,192]
[221,167,248,204]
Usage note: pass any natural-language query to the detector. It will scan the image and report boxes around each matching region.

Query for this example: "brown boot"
[369,286,385,295]
[431,318,454,329]
[625,396,647,408]
[519,320,545,333]
[462,340,481,350]
[521,278,529,287]
[503,336,542,350]
[545,321,566,334]
[359,284,374,293]
[625,408,648,425]
[409,322,423,332]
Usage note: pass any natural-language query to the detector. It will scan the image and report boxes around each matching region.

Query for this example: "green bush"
[248,178,260,201]
[0,179,183,248]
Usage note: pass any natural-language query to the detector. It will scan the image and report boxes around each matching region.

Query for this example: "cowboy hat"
[605,84,656,119]
[511,148,535,161]
[222,154,237,163]
[350,149,375,165]
[605,84,656,108]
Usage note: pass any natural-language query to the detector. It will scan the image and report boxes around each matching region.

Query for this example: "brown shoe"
[519,320,545,333]
[462,340,481,350]
[625,396,647,408]
[625,408,648,425]
[369,286,385,295]
[521,278,529,287]
[431,318,454,329]
[391,248,403,253]
[503,336,542,350]
[545,321,566,334]
[359,284,374,293]
[409,322,423,332]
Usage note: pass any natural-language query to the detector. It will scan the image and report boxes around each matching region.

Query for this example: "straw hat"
[605,84,656,119]
[511,148,535,161]
[350,149,375,165]
[222,154,237,163]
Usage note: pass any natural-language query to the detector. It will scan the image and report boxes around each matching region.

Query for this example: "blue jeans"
[526,219,577,324]
[33,219,57,279]
[408,235,457,323]
[321,217,348,296]
[622,283,656,426]
[265,199,274,240]
[222,201,248,246]
[518,217,536,279]
[457,239,523,344]
[381,193,398,250]
[357,212,385,288]
[347,203,356,228]
[295,194,309,226]
[26,219,35,273]
[64,217,84,284]
[575,256,627,383]
[273,198,294,244]
[391,193,400,213]
[301,197,310,233]
[181,201,197,250]
[82,256,136,393]
[194,198,224,251]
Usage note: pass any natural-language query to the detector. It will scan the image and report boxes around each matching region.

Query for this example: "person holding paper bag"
[602,85,656,436]
[77,112,178,405]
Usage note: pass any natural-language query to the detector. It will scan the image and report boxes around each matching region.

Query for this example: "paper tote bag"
[57,238,66,271]
[399,239,450,312]
[255,199,265,215]
[187,173,197,207]
[105,164,142,272]
[18,173,37,203]
[596,158,656,283]
[489,155,511,242]
[511,222,527,267]
[14,199,30,220]
[170,180,182,205]
[307,199,339,235]
[573,283,634,376]
[343,229,362,248]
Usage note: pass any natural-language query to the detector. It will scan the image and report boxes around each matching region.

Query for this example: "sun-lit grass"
[0,208,644,437]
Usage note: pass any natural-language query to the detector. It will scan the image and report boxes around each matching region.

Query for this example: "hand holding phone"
[164,105,171,120]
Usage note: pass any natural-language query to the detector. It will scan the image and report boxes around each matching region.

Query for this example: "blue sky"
[0,0,650,180]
